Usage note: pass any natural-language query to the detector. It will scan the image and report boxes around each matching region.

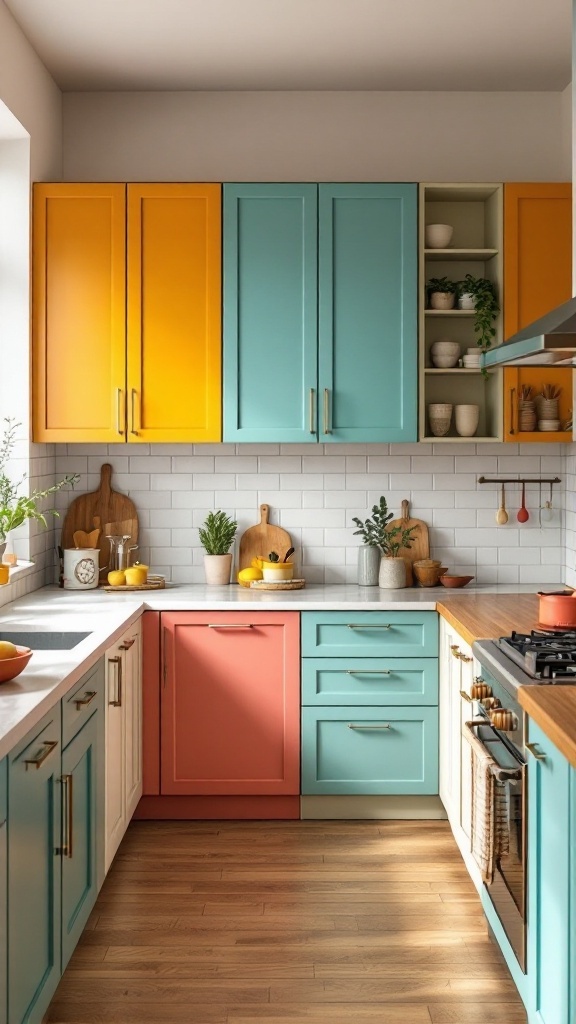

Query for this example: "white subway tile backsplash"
[215,456,258,473]
[130,456,171,473]
[303,456,346,473]
[172,456,214,473]
[367,456,412,473]
[259,456,301,473]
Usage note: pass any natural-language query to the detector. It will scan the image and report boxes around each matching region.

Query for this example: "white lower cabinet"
[438,617,480,891]
[105,618,143,873]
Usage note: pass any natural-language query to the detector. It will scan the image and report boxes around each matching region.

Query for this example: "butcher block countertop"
[436,593,541,646]
[518,687,576,770]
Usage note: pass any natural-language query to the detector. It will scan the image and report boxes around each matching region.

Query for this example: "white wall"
[63,90,570,183]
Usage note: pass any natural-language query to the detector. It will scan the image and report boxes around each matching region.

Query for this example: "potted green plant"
[457,274,499,351]
[352,497,418,590]
[426,277,458,311]
[0,418,79,560]
[198,510,238,585]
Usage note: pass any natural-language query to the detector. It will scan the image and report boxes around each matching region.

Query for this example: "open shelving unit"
[419,183,504,443]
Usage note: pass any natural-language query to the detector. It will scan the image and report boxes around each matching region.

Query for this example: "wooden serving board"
[250,579,305,591]
[61,464,139,575]
[102,574,165,593]
[238,505,292,573]
[387,499,430,587]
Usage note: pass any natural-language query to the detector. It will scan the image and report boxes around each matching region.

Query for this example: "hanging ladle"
[517,481,529,523]
[496,483,508,525]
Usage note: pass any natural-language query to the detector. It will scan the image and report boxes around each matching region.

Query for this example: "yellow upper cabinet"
[33,182,222,443]
[503,183,572,443]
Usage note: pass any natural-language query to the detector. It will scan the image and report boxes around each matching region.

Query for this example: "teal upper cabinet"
[223,183,418,443]
[318,184,417,442]
[223,184,318,442]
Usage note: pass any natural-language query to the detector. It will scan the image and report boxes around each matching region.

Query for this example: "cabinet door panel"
[127,184,222,442]
[8,713,62,1024]
[318,184,418,442]
[301,611,438,659]
[161,612,300,795]
[223,184,318,442]
[302,657,438,706]
[302,706,438,795]
[61,713,99,970]
[33,183,126,442]
[123,621,143,820]
[105,652,125,873]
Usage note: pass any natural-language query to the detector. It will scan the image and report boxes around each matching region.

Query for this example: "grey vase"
[357,545,381,586]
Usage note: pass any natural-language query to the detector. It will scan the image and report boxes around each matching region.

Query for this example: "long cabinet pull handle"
[348,723,391,730]
[346,670,391,676]
[347,623,391,630]
[526,742,546,761]
[24,739,58,770]
[207,623,254,629]
[460,655,473,663]
[108,656,123,706]
[309,388,316,434]
[323,388,331,434]
[59,773,74,858]
[116,388,124,435]
[130,389,139,435]
[460,690,473,703]
[74,690,97,710]
[451,644,461,659]
[119,638,136,650]
[509,387,516,435]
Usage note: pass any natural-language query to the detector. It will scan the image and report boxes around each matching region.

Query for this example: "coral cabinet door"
[503,183,572,443]
[127,184,222,442]
[33,183,127,442]
[160,612,300,795]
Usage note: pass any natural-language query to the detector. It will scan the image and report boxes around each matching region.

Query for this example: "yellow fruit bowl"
[0,644,32,684]
[262,562,294,582]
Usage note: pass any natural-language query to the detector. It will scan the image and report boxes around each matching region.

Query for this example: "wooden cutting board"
[61,464,139,576]
[238,505,292,573]
[387,499,430,587]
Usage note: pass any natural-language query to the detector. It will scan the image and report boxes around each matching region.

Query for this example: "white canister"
[63,548,100,590]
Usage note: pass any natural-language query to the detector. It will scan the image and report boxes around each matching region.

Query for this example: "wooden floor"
[47,820,527,1024]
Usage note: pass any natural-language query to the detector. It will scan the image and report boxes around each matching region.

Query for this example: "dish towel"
[464,721,521,885]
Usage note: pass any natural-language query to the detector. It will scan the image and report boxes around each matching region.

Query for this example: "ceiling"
[4,0,573,93]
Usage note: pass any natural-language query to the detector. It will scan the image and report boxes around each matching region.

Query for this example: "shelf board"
[512,430,572,444]
[424,368,487,375]
[420,435,501,444]
[424,309,476,317]
[424,248,498,262]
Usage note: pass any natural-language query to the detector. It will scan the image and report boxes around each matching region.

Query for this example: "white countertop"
[0,580,548,760]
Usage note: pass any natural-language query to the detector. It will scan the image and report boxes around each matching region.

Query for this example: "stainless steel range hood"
[481,295,576,368]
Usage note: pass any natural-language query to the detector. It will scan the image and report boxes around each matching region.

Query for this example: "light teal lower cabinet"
[302,706,439,794]
[0,758,7,1024]
[526,717,576,1024]
[7,659,104,1024]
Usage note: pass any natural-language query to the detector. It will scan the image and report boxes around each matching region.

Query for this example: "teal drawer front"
[302,658,438,706]
[0,758,5,824]
[62,660,104,748]
[301,611,438,658]
[302,706,438,795]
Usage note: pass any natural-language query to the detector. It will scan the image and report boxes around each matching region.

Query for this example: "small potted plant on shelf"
[352,496,418,590]
[0,418,79,563]
[426,277,458,311]
[198,510,238,585]
[457,274,499,352]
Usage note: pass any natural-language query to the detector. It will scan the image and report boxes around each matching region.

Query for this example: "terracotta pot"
[430,291,455,310]
[537,591,576,628]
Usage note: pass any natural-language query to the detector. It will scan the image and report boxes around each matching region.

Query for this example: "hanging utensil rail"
[478,477,561,485]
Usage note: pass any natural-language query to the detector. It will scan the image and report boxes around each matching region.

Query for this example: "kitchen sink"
[0,631,92,650]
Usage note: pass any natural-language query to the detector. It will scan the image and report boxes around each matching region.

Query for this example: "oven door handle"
[463,720,524,781]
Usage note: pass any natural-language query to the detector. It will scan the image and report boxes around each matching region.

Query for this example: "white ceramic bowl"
[425,223,453,249]
[430,340,460,368]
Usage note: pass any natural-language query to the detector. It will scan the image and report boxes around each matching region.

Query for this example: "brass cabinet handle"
[74,690,97,710]
[323,388,331,434]
[116,388,124,436]
[346,669,391,676]
[59,773,73,858]
[460,654,473,663]
[119,638,136,650]
[347,623,391,630]
[460,690,473,703]
[24,739,58,770]
[309,388,316,434]
[451,645,461,659]
[130,388,139,435]
[348,723,391,730]
[108,655,123,707]
[526,742,546,762]
[509,387,516,435]
[207,623,254,629]
[473,676,485,684]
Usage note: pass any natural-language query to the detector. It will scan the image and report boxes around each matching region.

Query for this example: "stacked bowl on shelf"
[462,347,481,369]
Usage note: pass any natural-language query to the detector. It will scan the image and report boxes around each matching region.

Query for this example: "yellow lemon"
[237,567,263,588]
[0,640,18,660]
[251,557,264,569]
[107,570,126,586]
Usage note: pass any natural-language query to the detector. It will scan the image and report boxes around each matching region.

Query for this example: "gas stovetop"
[497,630,576,681]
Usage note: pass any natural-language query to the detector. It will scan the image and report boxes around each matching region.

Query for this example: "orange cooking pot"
[538,591,576,628]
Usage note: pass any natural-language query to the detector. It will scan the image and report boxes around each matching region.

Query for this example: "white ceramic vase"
[378,556,406,590]
[457,292,476,310]
[203,553,233,585]
[455,404,480,437]
[357,545,381,586]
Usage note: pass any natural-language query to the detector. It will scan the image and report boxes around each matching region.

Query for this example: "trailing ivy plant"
[198,510,238,555]
[458,274,499,352]
[352,496,418,558]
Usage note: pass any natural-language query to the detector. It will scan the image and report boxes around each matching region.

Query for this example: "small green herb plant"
[457,274,499,352]
[198,510,238,555]
[267,551,280,563]
[352,497,418,558]
[426,276,458,296]
[0,418,79,543]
